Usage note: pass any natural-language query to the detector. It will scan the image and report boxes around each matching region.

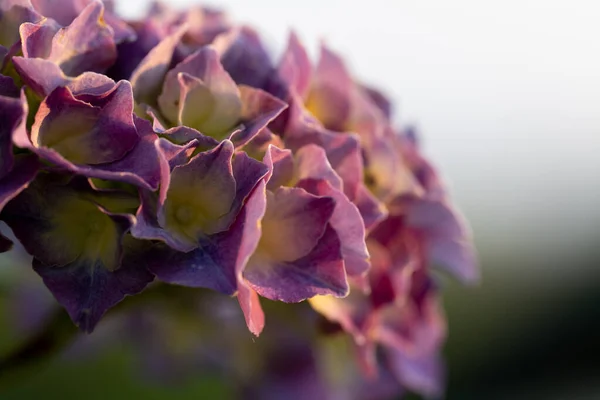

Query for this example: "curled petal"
[257,187,334,262]
[30,0,135,43]
[158,46,242,138]
[244,224,348,303]
[19,17,61,59]
[0,0,40,47]
[297,178,370,277]
[158,140,236,249]
[263,145,294,190]
[13,57,115,97]
[31,81,138,165]
[145,180,268,298]
[231,85,287,148]
[46,1,117,76]
[130,24,187,107]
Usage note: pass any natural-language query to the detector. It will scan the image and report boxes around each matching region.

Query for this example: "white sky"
[118,0,600,262]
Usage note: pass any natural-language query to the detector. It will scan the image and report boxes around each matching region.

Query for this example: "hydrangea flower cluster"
[0,0,477,397]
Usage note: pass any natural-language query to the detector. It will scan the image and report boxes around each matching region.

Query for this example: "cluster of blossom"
[0,0,477,397]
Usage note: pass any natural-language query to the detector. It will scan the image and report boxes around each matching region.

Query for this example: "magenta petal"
[305,44,353,131]
[46,1,117,76]
[278,31,312,99]
[244,224,348,302]
[297,178,370,277]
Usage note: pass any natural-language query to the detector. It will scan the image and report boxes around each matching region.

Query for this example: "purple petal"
[19,17,60,59]
[213,26,274,89]
[297,178,370,277]
[13,56,115,97]
[46,2,117,76]
[263,145,294,190]
[406,199,479,283]
[0,88,23,178]
[375,298,447,398]
[1,175,136,267]
[33,236,154,333]
[257,187,335,262]
[0,153,39,211]
[145,180,268,296]
[0,0,40,48]
[284,97,363,200]
[157,140,236,250]
[278,31,312,99]
[244,224,348,302]
[231,149,270,215]
[158,124,219,150]
[130,24,186,107]
[304,44,352,131]
[355,183,388,231]
[158,46,242,138]
[30,0,135,43]
[107,19,164,81]
[230,85,287,148]
[31,81,138,165]
[294,144,342,191]
[360,84,393,120]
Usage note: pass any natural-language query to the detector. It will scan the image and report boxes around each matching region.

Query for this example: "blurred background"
[1,0,599,399]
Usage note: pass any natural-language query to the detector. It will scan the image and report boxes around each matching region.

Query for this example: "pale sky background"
[118,0,600,276]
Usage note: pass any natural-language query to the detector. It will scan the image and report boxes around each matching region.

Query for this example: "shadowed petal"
[31,81,138,165]
[0,153,40,211]
[130,24,187,107]
[297,178,369,277]
[244,224,348,302]
[231,85,287,148]
[256,187,334,262]
[33,235,154,333]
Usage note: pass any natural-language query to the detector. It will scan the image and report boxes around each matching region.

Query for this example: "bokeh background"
[1,1,599,399]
